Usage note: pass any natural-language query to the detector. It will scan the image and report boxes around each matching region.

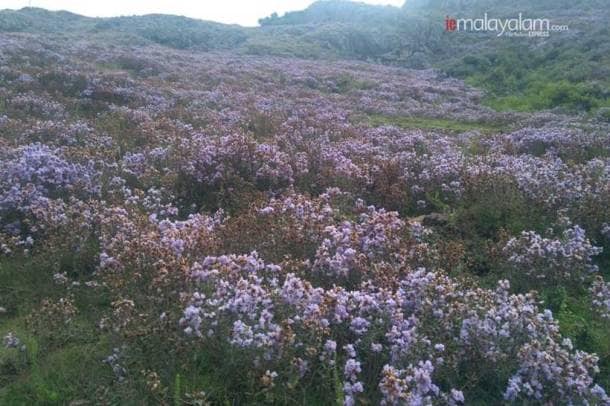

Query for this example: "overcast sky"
[1,0,405,26]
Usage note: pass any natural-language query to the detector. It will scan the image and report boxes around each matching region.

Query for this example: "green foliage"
[556,294,610,390]
[366,114,503,134]
[173,373,182,406]
[1,343,110,404]
[451,175,547,277]
[0,255,113,405]
[453,42,610,113]
[243,31,325,58]
[458,176,532,236]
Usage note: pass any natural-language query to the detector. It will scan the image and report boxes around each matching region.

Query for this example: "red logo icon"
[445,16,457,31]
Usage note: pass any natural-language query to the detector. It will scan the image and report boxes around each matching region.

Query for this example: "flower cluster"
[502,226,602,287]
[590,276,610,319]
[504,338,608,404]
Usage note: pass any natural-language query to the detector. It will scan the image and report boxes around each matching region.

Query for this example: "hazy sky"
[1,0,405,26]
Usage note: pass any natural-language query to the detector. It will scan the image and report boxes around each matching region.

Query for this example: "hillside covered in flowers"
[1,12,610,405]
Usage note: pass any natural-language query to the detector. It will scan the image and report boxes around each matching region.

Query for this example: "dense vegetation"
[2,1,609,114]
[0,1,609,405]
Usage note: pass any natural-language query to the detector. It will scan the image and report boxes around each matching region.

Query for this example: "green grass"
[1,342,112,404]
[456,49,610,115]
[364,114,506,134]
[479,82,610,114]
[556,293,610,390]
[0,255,115,405]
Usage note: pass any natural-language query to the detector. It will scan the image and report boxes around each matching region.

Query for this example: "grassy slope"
[2,3,609,115]
[365,114,505,133]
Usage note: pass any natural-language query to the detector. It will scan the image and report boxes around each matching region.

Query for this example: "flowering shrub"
[0,143,98,210]
[502,225,602,288]
[177,257,608,404]
[0,32,608,405]
[504,338,608,404]
[590,277,610,320]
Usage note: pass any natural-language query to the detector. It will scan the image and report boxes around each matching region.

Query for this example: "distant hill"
[0,7,248,51]
[92,15,248,51]
[259,0,403,26]
[256,0,610,114]
[0,7,91,32]
[1,1,609,114]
